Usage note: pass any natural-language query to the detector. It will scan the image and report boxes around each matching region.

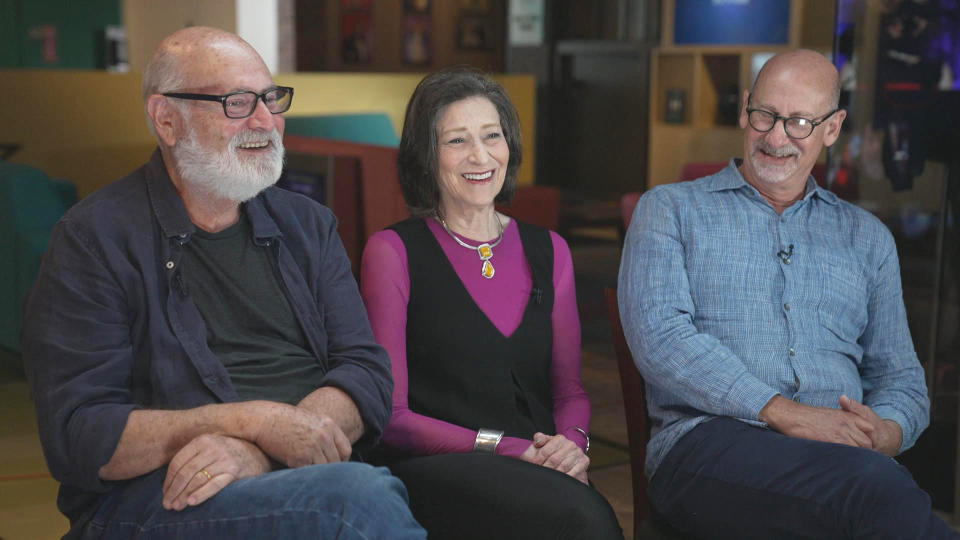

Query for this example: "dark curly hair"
[397,66,522,217]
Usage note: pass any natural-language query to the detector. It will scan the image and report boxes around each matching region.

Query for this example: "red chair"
[282,135,408,274]
[497,185,562,231]
[621,192,642,232]
[605,288,650,537]
[679,162,726,181]
[605,288,686,539]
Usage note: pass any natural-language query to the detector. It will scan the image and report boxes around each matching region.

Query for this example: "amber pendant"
[477,243,493,260]
[481,259,495,279]
[477,243,495,278]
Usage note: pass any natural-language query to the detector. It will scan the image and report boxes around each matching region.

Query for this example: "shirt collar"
[245,190,282,241]
[145,147,282,241]
[145,149,194,239]
[705,158,839,206]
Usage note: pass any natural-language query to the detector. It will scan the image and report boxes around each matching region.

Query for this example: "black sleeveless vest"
[390,218,556,440]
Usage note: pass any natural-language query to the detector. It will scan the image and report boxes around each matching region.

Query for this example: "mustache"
[231,128,283,149]
[756,140,799,158]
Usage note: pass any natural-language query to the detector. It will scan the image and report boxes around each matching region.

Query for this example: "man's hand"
[162,434,271,511]
[252,402,352,468]
[759,395,875,449]
[839,395,902,456]
[99,399,355,484]
[520,433,589,484]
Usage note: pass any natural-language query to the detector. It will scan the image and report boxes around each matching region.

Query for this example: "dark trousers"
[649,417,958,539]
[384,453,624,540]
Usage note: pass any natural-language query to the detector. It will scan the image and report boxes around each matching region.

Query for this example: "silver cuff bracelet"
[473,428,504,454]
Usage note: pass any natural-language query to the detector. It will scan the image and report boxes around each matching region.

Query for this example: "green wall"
[0,1,20,67]
[2,0,121,68]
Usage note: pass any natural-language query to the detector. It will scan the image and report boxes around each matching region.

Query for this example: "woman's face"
[435,96,509,215]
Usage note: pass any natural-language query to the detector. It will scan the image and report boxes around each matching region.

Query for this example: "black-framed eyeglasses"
[746,94,839,140]
[163,86,294,119]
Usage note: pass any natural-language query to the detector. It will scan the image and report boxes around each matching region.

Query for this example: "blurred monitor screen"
[673,0,789,45]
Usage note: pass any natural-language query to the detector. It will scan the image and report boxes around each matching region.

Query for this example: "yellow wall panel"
[1,70,535,197]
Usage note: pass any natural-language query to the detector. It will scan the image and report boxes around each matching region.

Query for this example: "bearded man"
[618,50,957,538]
[22,27,425,539]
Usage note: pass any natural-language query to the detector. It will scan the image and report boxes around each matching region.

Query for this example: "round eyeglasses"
[746,100,839,140]
[163,87,294,119]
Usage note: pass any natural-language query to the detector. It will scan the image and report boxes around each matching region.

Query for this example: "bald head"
[752,50,840,110]
[141,27,267,103]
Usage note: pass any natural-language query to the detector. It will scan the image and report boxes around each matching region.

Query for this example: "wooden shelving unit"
[647,0,834,188]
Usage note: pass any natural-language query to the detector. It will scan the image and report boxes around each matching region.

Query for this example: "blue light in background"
[674,0,790,45]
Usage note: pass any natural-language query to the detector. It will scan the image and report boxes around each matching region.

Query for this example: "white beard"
[751,139,801,185]
[174,127,285,203]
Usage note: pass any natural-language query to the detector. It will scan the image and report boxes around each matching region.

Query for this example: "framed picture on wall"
[508,0,544,46]
[340,0,372,9]
[404,0,431,13]
[457,15,494,50]
[341,11,373,64]
[402,14,431,64]
[458,0,489,12]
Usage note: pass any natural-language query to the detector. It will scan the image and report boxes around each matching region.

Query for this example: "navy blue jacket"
[22,149,392,531]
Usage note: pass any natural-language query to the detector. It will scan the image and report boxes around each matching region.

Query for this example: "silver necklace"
[437,213,503,279]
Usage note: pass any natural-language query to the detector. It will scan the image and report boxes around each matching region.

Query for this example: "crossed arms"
[23,198,391,512]
[99,387,361,510]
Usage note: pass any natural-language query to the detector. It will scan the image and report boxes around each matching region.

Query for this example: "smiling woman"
[359,67,622,540]
[434,96,509,224]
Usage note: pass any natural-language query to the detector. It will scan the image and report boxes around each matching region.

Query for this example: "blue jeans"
[650,417,958,539]
[82,462,425,539]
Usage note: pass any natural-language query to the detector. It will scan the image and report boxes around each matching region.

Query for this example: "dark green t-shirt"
[182,212,325,404]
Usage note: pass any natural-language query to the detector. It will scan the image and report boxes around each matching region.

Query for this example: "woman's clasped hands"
[520,432,589,484]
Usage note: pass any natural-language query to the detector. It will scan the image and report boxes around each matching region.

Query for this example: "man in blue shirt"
[619,50,956,538]
[22,27,425,539]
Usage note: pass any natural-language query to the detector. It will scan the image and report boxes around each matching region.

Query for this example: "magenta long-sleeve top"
[360,217,590,457]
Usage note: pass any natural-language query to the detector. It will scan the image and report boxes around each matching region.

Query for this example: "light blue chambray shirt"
[618,159,930,479]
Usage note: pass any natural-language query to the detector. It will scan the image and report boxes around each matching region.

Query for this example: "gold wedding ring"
[199,468,212,481]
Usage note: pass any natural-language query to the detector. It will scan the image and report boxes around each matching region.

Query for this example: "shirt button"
[784,303,791,311]
[165,261,175,269]
[789,348,795,356]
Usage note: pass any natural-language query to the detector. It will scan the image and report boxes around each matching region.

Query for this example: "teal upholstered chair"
[0,162,77,357]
